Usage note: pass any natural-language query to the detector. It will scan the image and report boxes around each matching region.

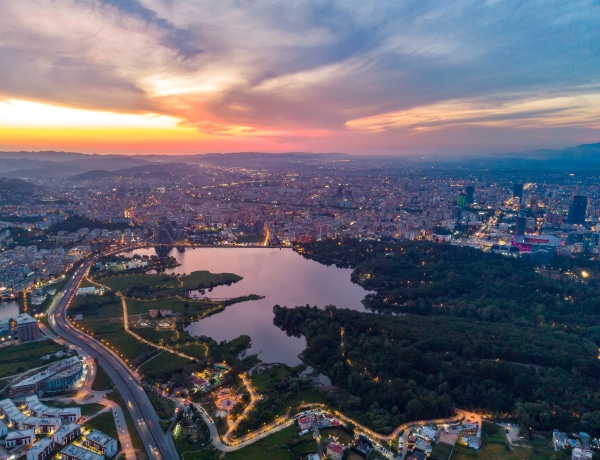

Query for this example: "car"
[505,429,509,433]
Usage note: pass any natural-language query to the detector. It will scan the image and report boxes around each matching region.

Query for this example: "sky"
[0,0,599,157]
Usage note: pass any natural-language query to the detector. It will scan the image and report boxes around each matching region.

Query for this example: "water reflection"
[121,247,369,365]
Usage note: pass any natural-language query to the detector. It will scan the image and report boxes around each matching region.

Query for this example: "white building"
[53,423,81,446]
[26,437,54,460]
[84,429,118,458]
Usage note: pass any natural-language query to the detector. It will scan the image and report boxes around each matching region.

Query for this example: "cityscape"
[1,149,600,460]
[1,1,600,460]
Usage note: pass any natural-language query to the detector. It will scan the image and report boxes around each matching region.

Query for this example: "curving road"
[47,261,179,460]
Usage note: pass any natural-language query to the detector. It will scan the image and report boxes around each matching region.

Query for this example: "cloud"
[0,0,599,154]
[345,91,600,133]
[97,0,203,60]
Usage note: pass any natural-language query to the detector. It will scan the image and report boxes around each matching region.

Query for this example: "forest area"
[280,239,600,435]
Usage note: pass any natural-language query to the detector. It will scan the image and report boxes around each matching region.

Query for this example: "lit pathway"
[222,373,263,444]
[192,386,466,454]
[85,275,197,362]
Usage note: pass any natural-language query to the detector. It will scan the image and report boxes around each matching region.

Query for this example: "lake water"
[0,300,19,321]
[121,247,370,366]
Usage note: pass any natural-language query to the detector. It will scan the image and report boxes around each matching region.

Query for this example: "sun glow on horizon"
[0,99,186,129]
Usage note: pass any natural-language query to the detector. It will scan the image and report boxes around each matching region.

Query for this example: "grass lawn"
[139,352,192,381]
[130,326,178,344]
[367,450,388,460]
[98,273,181,293]
[84,411,118,439]
[179,447,220,460]
[92,365,114,391]
[175,342,208,360]
[449,423,556,460]
[81,402,106,416]
[430,442,454,459]
[290,437,319,457]
[79,278,97,288]
[78,318,153,363]
[0,340,66,378]
[251,364,324,410]
[146,389,176,422]
[348,451,367,460]
[70,296,123,320]
[321,426,354,445]
[224,425,311,460]
[102,329,153,361]
[127,297,211,316]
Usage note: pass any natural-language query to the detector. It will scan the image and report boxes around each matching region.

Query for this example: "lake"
[122,247,370,366]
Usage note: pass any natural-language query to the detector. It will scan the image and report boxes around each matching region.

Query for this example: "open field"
[92,365,113,391]
[224,425,313,460]
[174,342,208,360]
[84,411,118,439]
[146,389,175,422]
[70,295,122,320]
[130,326,178,344]
[448,423,556,460]
[97,273,181,292]
[0,340,65,378]
[138,352,192,380]
[321,426,354,445]
[127,297,210,316]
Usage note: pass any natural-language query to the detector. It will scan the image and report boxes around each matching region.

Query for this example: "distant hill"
[459,142,600,169]
[0,178,38,204]
[2,145,599,178]
[68,162,197,181]
[0,151,149,180]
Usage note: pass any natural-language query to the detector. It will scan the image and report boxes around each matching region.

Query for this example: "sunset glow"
[0,1,598,156]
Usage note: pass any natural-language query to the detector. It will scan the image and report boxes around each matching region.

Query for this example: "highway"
[47,260,179,460]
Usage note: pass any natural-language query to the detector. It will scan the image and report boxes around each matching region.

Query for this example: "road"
[47,261,179,460]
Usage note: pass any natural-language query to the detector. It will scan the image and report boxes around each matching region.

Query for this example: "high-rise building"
[513,184,524,200]
[16,313,39,343]
[465,186,474,204]
[568,195,587,225]
[515,217,526,236]
[458,192,467,209]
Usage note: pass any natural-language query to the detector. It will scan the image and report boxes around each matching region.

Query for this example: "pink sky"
[0,1,599,156]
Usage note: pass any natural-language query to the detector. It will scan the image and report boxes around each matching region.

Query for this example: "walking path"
[86,275,197,362]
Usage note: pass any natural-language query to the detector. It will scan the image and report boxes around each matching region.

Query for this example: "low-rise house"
[53,423,81,446]
[468,436,482,450]
[407,451,427,460]
[84,429,118,458]
[572,447,593,460]
[60,444,104,460]
[0,419,8,437]
[297,415,313,432]
[415,438,432,455]
[327,442,344,460]
[59,407,81,423]
[38,417,61,434]
[26,437,54,460]
[5,429,35,448]
[553,429,568,450]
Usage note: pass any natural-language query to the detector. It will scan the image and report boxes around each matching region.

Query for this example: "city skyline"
[0,1,599,156]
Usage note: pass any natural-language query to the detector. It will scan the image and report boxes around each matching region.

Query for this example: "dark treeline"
[274,305,600,435]
[284,238,600,435]
[297,239,600,334]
